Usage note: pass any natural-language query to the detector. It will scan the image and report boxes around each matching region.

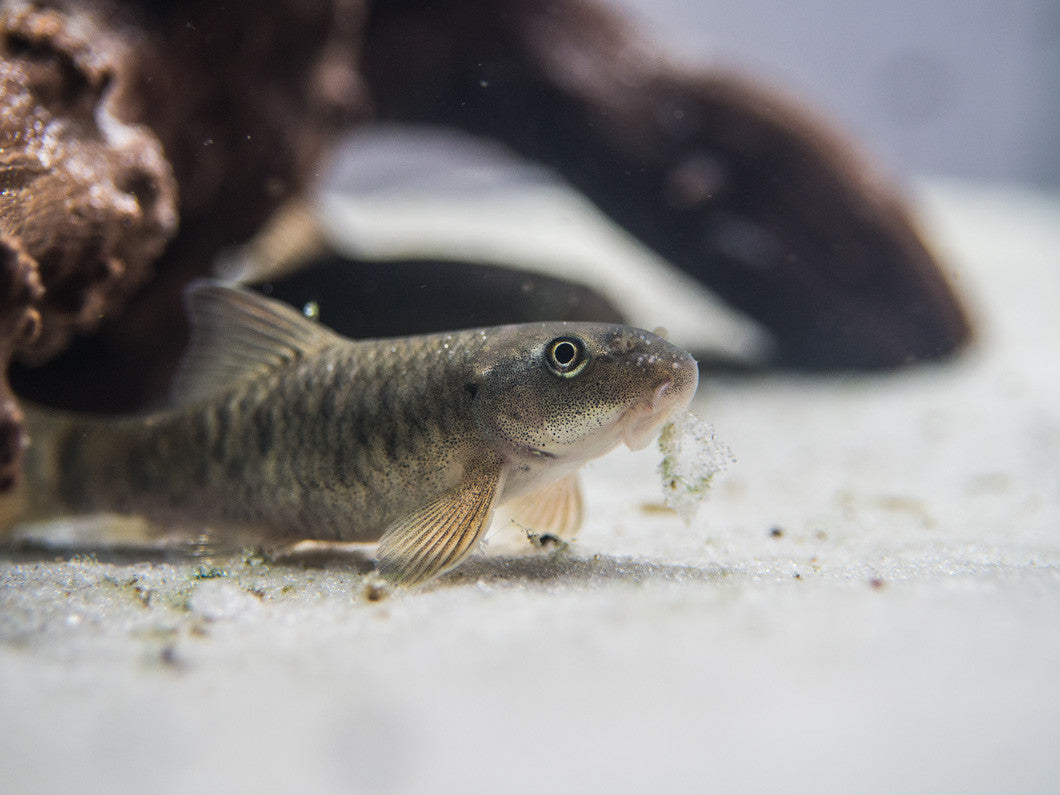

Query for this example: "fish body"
[11,282,698,584]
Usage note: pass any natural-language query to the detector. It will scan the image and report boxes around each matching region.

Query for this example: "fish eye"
[545,336,587,377]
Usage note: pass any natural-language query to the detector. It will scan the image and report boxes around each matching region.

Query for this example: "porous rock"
[0,0,369,479]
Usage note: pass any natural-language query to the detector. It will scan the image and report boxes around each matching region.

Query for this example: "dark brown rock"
[0,233,42,490]
[6,0,371,413]
[0,2,178,363]
[364,0,971,369]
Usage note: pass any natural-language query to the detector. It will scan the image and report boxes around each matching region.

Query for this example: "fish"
[5,281,698,586]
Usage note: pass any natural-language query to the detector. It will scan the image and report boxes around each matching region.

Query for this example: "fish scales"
[5,282,699,585]
[31,331,487,539]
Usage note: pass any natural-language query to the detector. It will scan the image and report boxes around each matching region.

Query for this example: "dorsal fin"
[170,280,343,406]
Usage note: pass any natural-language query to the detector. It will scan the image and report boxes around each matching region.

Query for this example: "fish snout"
[621,354,699,451]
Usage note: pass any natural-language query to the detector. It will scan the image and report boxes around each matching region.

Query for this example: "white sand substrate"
[1,179,1058,794]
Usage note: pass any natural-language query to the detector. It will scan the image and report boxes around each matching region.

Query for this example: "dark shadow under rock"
[249,256,626,339]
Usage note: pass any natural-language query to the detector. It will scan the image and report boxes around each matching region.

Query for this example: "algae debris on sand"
[657,410,734,522]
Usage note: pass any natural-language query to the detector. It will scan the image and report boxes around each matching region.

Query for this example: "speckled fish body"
[12,282,698,584]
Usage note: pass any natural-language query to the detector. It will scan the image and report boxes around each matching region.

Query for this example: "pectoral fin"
[376,464,506,586]
[502,473,584,539]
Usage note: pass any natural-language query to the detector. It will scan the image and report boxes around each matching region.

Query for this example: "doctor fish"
[6,282,698,586]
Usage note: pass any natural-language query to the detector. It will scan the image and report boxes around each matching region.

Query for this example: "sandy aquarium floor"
[2,179,1059,795]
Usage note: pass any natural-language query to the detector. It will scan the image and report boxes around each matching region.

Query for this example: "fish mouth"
[621,376,697,451]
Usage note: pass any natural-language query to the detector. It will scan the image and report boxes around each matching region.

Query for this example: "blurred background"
[610,0,1060,186]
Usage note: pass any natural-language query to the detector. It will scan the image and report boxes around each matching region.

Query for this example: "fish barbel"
[8,282,698,585]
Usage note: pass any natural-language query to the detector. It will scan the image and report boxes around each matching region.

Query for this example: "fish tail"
[0,474,29,537]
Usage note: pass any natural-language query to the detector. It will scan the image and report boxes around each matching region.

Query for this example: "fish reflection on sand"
[5,282,698,586]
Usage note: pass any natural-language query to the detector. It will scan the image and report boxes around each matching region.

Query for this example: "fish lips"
[621,374,698,451]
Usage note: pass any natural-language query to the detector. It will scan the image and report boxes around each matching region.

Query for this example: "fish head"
[471,323,699,464]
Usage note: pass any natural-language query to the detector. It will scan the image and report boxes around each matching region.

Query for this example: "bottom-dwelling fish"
[4,282,698,585]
